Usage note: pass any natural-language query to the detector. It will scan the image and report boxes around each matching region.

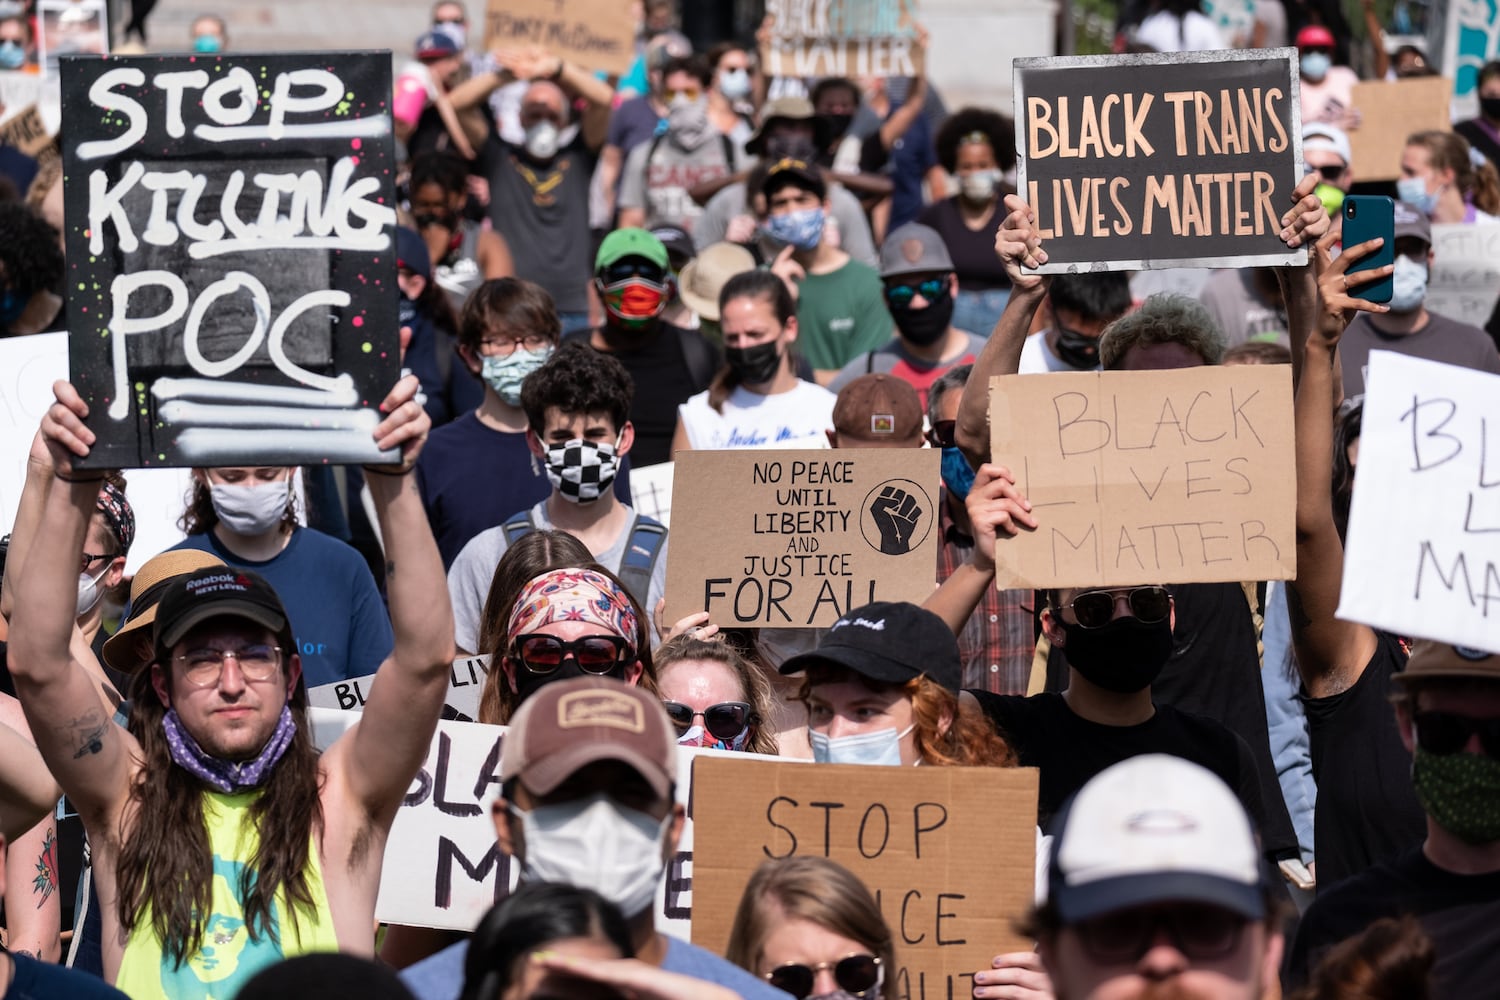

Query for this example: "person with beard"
[671,269,834,451]
[1017,272,1133,374]
[1021,755,1285,1000]
[1333,202,1500,397]
[616,55,741,234]
[10,374,453,996]
[567,228,719,467]
[408,150,515,318]
[446,342,668,655]
[828,223,984,409]
[401,677,788,1000]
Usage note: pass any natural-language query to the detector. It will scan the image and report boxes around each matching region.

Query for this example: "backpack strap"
[501,508,539,548]
[616,514,667,610]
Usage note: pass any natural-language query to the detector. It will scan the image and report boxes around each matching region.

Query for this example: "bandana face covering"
[163,705,296,793]
[544,438,620,503]
[677,723,750,752]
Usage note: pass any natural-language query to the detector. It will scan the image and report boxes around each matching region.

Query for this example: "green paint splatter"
[361,342,372,353]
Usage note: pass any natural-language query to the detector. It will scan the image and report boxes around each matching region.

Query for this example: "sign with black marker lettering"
[988,365,1296,588]
[1014,49,1305,272]
[664,449,941,628]
[484,0,637,76]
[1428,223,1500,330]
[1339,353,1500,654]
[60,52,401,470]
[307,654,492,720]
[691,757,1038,996]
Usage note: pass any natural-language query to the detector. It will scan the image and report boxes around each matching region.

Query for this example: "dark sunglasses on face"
[884,277,947,308]
[662,700,752,741]
[601,259,667,284]
[1066,586,1171,629]
[1304,162,1346,182]
[927,419,957,449]
[1074,904,1246,965]
[1414,711,1500,759]
[513,634,634,676]
[766,954,882,1000]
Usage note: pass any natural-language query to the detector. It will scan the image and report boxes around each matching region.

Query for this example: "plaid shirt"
[935,491,1036,694]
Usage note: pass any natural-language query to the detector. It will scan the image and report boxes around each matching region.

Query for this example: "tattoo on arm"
[385,560,395,578]
[32,828,57,906]
[62,711,108,758]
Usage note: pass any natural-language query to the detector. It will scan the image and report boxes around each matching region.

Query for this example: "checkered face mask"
[544,438,619,503]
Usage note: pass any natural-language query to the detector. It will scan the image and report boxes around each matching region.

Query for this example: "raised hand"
[39,382,98,481]
[995,194,1050,292]
[963,463,1037,573]
[366,373,430,474]
[1313,229,1391,346]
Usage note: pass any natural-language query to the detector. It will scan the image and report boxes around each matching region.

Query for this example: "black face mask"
[512,657,627,704]
[1054,324,1100,369]
[413,208,459,232]
[1483,96,1500,122]
[819,112,853,140]
[726,341,783,384]
[1061,616,1175,693]
[765,133,818,161]
[891,287,954,347]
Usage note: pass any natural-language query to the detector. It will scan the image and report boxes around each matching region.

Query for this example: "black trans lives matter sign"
[1014,48,1306,272]
[61,52,401,469]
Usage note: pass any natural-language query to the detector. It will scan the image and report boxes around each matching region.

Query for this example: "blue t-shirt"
[415,411,633,569]
[5,953,129,999]
[171,527,394,688]
[402,936,790,1000]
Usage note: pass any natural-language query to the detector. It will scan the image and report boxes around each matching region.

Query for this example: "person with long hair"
[654,634,778,753]
[726,856,896,1000]
[671,269,834,452]
[1399,129,1500,224]
[10,375,455,995]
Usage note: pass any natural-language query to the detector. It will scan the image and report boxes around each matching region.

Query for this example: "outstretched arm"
[328,375,456,827]
[953,195,1051,470]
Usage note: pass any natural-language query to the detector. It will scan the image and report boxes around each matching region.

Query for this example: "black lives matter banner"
[1014,48,1306,272]
[61,52,401,470]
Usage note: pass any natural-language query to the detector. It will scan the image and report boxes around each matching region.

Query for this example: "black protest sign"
[1014,48,1306,272]
[60,53,401,470]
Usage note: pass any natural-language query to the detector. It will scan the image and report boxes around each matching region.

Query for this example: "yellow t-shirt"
[114,790,339,999]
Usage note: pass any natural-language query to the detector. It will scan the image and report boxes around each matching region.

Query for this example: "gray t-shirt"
[447,500,669,653]
[618,133,741,233]
[1338,309,1500,396]
[1198,268,1287,348]
[483,133,593,313]
[693,180,879,268]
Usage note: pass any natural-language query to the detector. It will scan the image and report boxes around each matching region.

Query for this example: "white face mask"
[809,724,915,766]
[524,120,560,160]
[718,67,751,100]
[960,169,1000,203]
[1389,255,1429,313]
[76,563,111,618]
[209,479,291,536]
[513,792,670,917]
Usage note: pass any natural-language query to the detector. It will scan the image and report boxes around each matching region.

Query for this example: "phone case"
[1343,195,1395,304]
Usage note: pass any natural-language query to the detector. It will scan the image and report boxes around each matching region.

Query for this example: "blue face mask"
[809,724,913,766]
[941,446,976,501]
[1397,175,1439,217]
[480,346,552,406]
[765,207,826,251]
[0,41,24,70]
[193,34,223,54]
[1300,52,1331,82]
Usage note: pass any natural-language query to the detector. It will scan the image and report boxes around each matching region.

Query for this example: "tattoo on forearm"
[385,560,396,578]
[63,712,108,758]
[32,828,57,906]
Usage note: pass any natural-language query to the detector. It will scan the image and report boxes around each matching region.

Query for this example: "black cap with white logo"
[778,601,961,693]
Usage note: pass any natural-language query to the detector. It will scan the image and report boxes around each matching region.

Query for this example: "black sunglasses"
[600,259,667,284]
[1307,163,1345,182]
[1065,586,1170,629]
[513,634,633,676]
[1074,905,1245,964]
[767,954,882,1000]
[927,419,957,449]
[662,701,752,741]
[884,277,947,308]
[1414,710,1500,759]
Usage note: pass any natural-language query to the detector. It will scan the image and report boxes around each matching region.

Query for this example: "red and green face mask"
[600,276,668,329]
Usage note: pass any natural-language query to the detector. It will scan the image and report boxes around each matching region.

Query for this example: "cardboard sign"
[1339,353,1500,654]
[1014,49,1305,272]
[1346,78,1451,182]
[37,0,107,76]
[691,757,1038,996]
[760,0,923,79]
[484,0,637,76]
[1442,0,1499,120]
[665,449,941,628]
[1428,222,1500,330]
[60,52,402,471]
[0,104,55,160]
[307,654,492,720]
[308,710,788,933]
[988,365,1296,588]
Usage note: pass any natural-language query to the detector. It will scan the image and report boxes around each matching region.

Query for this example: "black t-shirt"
[483,134,595,313]
[1301,632,1427,892]
[1287,847,1500,994]
[916,196,1013,293]
[970,691,1268,838]
[565,324,719,468]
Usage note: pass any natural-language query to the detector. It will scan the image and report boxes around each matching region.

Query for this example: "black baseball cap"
[152,567,290,659]
[779,601,961,693]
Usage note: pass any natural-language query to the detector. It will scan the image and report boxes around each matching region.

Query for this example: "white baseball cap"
[1302,123,1352,167]
[1047,755,1266,923]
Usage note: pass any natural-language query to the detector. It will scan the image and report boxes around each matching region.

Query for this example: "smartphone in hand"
[1342,195,1395,303]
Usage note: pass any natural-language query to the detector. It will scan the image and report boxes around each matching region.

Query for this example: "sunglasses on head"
[1065,586,1170,629]
[1074,904,1246,965]
[513,633,633,676]
[884,277,947,308]
[1414,710,1500,759]
[662,700,752,741]
[767,954,882,1000]
[927,418,957,449]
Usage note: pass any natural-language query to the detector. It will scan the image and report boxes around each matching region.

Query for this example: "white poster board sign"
[308,709,790,932]
[1428,223,1500,330]
[1339,352,1500,653]
[307,654,491,720]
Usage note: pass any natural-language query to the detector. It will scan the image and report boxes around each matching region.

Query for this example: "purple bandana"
[162,705,296,793]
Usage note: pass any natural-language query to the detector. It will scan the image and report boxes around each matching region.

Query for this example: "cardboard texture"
[988,365,1296,588]
[60,52,402,470]
[307,654,492,720]
[484,0,637,76]
[665,448,941,628]
[1347,78,1451,182]
[1428,223,1500,329]
[760,0,923,79]
[1013,49,1306,272]
[0,104,55,160]
[1339,353,1500,654]
[691,757,1039,995]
